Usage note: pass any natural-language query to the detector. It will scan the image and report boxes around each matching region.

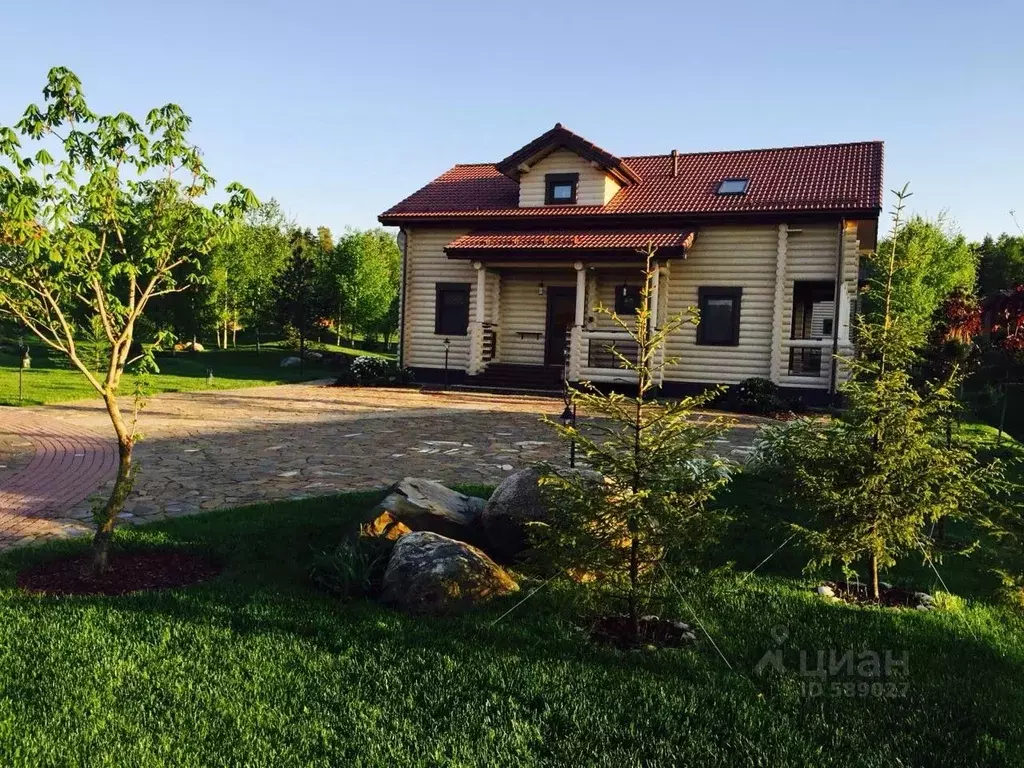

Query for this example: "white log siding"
[778,223,861,389]
[518,149,620,207]
[497,271,575,365]
[400,223,861,387]
[662,226,778,384]
[401,228,474,370]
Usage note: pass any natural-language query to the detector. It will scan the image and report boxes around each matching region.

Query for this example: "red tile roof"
[445,229,693,252]
[380,138,883,223]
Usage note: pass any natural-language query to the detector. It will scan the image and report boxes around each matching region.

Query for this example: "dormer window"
[717,178,749,195]
[545,173,578,205]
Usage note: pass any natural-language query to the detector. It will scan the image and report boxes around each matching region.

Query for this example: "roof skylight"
[717,178,749,195]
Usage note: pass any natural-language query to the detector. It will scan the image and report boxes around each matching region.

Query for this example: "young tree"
[0,68,253,574]
[757,187,997,599]
[537,248,734,638]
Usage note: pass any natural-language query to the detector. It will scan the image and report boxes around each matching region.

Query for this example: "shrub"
[334,356,413,387]
[728,377,791,415]
[310,535,393,599]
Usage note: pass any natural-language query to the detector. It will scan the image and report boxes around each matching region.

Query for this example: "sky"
[2,0,1022,241]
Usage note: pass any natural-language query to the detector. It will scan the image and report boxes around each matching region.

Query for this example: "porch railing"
[580,331,640,382]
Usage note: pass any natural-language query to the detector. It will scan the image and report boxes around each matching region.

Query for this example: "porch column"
[769,224,788,383]
[569,261,585,381]
[649,263,660,332]
[468,261,486,375]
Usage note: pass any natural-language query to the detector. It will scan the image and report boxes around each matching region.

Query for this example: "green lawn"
[0,342,392,406]
[0,467,1021,765]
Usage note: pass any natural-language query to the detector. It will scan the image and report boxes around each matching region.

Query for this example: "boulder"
[380,531,518,613]
[280,356,302,368]
[362,477,486,542]
[482,466,602,560]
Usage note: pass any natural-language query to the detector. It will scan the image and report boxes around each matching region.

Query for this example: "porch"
[461,260,665,388]
[442,229,690,389]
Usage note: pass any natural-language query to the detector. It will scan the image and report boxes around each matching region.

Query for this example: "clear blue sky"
[3,0,1022,240]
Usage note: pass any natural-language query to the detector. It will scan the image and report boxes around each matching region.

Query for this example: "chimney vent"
[670,149,679,177]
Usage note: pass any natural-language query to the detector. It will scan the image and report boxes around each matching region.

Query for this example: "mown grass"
[0,470,1021,766]
[0,342,386,406]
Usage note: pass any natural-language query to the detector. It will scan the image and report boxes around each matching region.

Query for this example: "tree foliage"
[536,248,734,634]
[868,214,976,343]
[0,67,252,573]
[977,233,1024,298]
[756,186,999,599]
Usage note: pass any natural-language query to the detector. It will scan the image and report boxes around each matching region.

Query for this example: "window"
[545,173,578,205]
[614,284,641,315]
[434,282,470,336]
[697,287,742,346]
[716,178,749,195]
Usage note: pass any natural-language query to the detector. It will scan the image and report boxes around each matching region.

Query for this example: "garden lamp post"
[559,401,577,468]
[442,338,451,390]
[18,343,30,405]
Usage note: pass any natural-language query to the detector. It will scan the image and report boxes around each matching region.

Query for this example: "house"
[378,124,883,396]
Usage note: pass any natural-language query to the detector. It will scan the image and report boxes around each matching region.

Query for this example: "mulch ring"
[589,614,698,650]
[17,551,222,597]
[827,581,922,608]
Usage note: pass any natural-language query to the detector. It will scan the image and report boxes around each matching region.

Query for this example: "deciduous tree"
[0,68,253,574]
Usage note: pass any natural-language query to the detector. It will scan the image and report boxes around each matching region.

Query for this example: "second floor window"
[435,282,470,336]
[545,173,578,205]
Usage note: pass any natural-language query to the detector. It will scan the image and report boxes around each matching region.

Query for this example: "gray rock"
[280,356,302,368]
[482,466,602,560]
[380,531,518,613]
[913,591,934,604]
[363,477,487,542]
[816,585,836,597]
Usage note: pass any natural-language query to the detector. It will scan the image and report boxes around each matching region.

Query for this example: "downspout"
[397,228,409,368]
[828,220,845,395]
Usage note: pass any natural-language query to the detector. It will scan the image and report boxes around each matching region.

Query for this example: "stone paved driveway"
[0,382,764,551]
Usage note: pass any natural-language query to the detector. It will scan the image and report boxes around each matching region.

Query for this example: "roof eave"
[379,206,882,227]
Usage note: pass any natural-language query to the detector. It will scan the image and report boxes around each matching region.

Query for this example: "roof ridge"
[623,140,883,162]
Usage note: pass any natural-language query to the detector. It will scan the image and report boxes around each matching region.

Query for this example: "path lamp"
[18,343,30,404]
[442,338,451,390]
[559,402,577,468]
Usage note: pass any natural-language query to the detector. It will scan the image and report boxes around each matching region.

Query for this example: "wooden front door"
[544,287,576,367]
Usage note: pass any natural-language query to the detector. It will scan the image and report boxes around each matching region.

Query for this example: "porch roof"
[444,229,694,261]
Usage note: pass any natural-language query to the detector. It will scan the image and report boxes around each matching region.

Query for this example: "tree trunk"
[255,324,261,355]
[628,535,640,639]
[869,551,880,601]
[89,396,134,577]
[997,383,1008,447]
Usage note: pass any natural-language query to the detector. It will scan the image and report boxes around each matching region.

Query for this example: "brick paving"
[0,382,765,552]
[0,408,118,548]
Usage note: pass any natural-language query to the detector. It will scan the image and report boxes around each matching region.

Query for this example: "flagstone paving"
[0,382,765,551]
